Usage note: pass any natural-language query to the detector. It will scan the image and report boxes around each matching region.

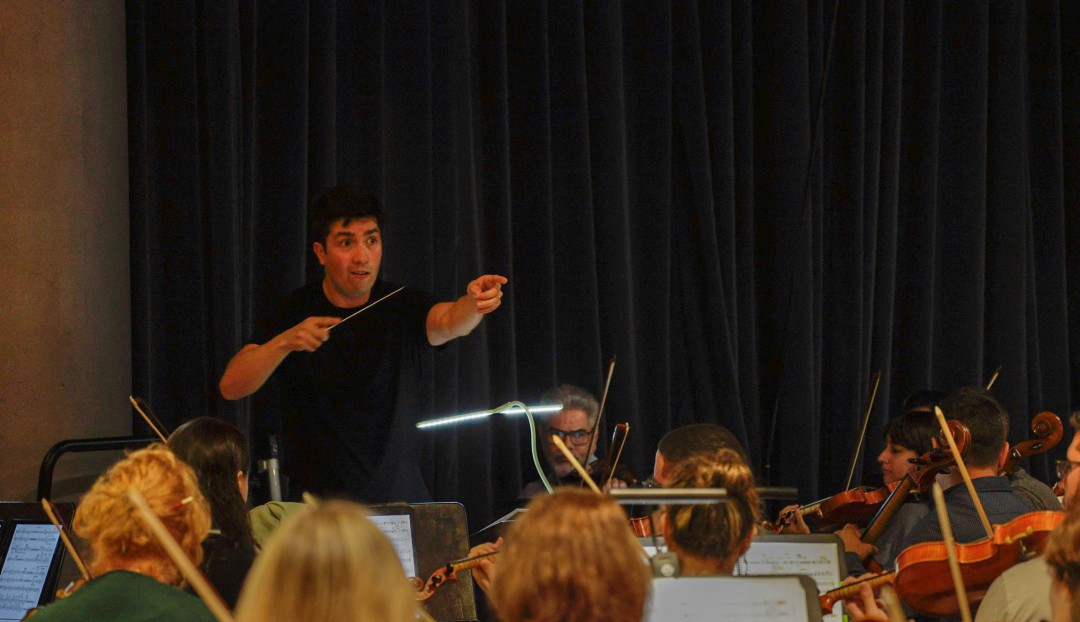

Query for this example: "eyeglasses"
[1055,459,1080,481]
[547,427,592,445]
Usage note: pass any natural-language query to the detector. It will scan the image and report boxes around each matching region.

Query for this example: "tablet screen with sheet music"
[0,517,66,621]
[735,534,846,622]
[646,575,822,622]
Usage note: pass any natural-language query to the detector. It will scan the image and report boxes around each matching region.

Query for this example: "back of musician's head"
[901,389,947,415]
[168,416,253,550]
[235,500,420,622]
[492,487,651,622]
[1044,503,1080,621]
[939,386,1009,468]
[539,384,599,427]
[884,409,937,455]
[308,185,385,247]
[74,445,211,581]
[657,423,747,471]
[662,449,759,568]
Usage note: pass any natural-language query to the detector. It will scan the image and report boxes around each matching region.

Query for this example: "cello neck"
[861,475,916,546]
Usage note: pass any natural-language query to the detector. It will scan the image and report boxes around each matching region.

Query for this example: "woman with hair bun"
[29,446,215,621]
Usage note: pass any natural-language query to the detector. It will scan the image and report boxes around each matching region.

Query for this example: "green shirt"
[29,570,216,622]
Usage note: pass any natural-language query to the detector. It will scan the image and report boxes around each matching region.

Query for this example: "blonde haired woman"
[661,448,759,575]
[235,499,426,621]
[29,446,214,621]
[490,487,651,622]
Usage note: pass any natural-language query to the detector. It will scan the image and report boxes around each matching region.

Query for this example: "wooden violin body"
[821,510,1065,617]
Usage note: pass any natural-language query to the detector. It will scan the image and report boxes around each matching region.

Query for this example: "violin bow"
[551,435,602,494]
[879,586,908,622]
[844,371,881,490]
[581,356,616,473]
[933,407,994,538]
[602,423,631,491]
[40,499,92,581]
[126,489,235,622]
[931,482,973,622]
[984,366,1001,390]
[129,396,169,443]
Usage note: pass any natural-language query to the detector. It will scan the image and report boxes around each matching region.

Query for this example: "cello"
[1001,411,1063,475]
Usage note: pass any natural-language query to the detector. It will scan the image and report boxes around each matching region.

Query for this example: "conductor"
[219,186,506,502]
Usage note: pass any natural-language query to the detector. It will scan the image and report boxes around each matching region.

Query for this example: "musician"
[520,384,603,498]
[651,423,748,487]
[234,499,426,621]
[833,404,938,573]
[219,185,506,503]
[1045,500,1080,622]
[975,409,1080,622]
[848,386,1035,580]
[168,417,256,608]
[659,449,759,575]
[488,488,652,622]
[28,447,214,621]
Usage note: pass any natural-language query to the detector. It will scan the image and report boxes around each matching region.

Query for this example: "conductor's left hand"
[468,275,507,314]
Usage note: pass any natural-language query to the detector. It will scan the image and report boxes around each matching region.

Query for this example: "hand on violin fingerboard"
[468,537,502,596]
[836,524,876,560]
[843,581,893,622]
[777,505,811,534]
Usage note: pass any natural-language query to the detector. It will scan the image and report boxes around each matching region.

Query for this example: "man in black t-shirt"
[219,186,506,502]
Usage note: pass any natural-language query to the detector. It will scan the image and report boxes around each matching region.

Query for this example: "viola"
[1001,411,1062,475]
[562,423,639,489]
[415,551,499,601]
[820,510,1064,617]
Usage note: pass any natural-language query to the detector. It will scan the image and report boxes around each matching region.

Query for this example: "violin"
[820,510,1065,617]
[1001,411,1063,475]
[771,420,971,537]
[772,483,898,534]
[414,551,499,601]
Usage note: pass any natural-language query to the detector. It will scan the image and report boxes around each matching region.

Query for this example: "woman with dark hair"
[168,417,256,608]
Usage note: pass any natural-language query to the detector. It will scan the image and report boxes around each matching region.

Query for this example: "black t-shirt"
[251,279,435,502]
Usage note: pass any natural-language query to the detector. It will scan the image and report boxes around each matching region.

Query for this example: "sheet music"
[736,541,842,622]
[0,524,59,620]
[647,576,812,621]
[369,514,417,578]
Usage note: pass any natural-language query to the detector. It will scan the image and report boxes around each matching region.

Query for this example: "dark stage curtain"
[127,1,1080,530]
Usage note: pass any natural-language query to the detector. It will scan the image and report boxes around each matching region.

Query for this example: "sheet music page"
[368,514,417,578]
[647,576,812,621]
[736,541,842,621]
[0,524,59,621]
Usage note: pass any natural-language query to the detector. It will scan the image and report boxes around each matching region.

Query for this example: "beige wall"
[0,0,131,501]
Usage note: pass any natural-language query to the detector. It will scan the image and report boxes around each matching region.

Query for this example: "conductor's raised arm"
[426,274,507,346]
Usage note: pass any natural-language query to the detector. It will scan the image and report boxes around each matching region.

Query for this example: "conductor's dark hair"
[168,417,254,550]
[657,423,747,467]
[938,386,1009,469]
[308,186,385,246]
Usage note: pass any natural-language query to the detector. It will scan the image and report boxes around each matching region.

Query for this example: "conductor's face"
[541,408,595,479]
[314,217,383,307]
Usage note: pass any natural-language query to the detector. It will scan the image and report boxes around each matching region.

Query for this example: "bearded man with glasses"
[519,385,603,498]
